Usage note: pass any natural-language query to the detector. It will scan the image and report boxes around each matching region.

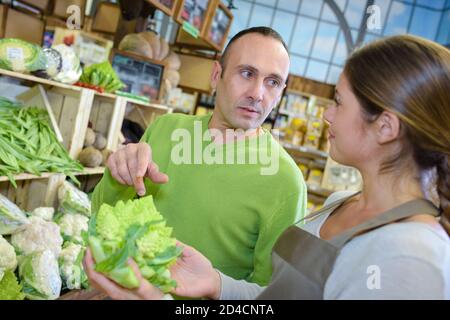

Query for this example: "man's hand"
[106,142,169,196]
[83,249,165,300]
[170,242,221,300]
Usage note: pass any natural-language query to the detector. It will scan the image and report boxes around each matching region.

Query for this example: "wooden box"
[202,0,233,51]
[174,0,216,36]
[146,0,180,17]
[91,2,121,34]
[0,174,65,212]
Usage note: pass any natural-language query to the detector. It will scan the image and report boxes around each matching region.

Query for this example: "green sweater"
[92,113,307,285]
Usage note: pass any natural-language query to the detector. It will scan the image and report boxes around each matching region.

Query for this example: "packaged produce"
[58,181,91,217]
[18,250,62,300]
[0,194,28,235]
[0,38,47,73]
[52,44,82,84]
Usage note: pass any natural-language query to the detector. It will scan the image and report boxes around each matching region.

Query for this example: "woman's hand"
[170,242,221,299]
[83,242,221,300]
[84,249,165,300]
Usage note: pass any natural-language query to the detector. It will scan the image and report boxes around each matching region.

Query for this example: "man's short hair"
[219,26,289,73]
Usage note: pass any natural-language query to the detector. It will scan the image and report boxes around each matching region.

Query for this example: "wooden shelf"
[282,142,329,160]
[307,183,333,198]
[0,68,121,99]
[278,108,303,117]
[286,88,335,105]
[0,167,105,182]
[0,68,82,92]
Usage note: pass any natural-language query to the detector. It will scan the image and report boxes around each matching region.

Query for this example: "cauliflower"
[59,242,88,290]
[0,193,28,235]
[58,181,91,217]
[30,207,54,221]
[0,235,17,281]
[11,216,63,257]
[57,213,89,243]
[89,195,181,292]
[19,250,61,300]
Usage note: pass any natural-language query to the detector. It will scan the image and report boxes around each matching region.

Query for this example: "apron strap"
[297,191,361,225]
[330,198,440,248]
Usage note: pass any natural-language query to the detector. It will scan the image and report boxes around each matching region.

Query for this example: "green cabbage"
[0,38,47,72]
[88,195,181,292]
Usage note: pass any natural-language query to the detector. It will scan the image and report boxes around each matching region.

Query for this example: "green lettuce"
[0,269,25,300]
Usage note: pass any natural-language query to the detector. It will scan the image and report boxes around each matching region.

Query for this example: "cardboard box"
[0,4,7,38]
[178,52,215,94]
[4,8,44,45]
[18,0,52,13]
[91,2,120,34]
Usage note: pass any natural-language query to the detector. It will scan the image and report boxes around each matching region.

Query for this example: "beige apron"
[256,194,440,300]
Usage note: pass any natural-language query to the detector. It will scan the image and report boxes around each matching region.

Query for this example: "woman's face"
[323,73,376,168]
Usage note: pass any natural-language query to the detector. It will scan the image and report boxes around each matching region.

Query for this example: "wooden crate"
[124,100,173,132]
[17,84,94,159]
[88,95,128,152]
[0,174,65,212]
[1,69,128,160]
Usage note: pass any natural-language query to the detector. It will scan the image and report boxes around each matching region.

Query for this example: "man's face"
[211,33,290,130]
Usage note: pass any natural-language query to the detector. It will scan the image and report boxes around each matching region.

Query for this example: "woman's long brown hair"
[344,35,450,235]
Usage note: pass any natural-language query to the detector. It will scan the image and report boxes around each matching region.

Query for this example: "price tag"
[7,47,24,61]
[182,21,199,39]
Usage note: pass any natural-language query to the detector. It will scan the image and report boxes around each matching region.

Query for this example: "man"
[90,27,307,289]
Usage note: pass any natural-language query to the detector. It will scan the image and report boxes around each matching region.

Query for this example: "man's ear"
[211,61,222,90]
[375,111,401,144]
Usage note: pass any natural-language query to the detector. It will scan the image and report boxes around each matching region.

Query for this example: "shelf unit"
[0,68,171,212]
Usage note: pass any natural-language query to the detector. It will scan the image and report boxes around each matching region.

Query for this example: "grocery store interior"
[0,0,449,300]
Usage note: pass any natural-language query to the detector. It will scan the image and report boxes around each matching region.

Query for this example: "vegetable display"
[0,98,83,187]
[0,180,94,299]
[78,61,125,93]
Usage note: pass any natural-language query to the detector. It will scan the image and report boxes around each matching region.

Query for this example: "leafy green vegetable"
[0,38,47,73]
[0,269,25,300]
[88,196,181,292]
[79,61,125,93]
[0,99,83,186]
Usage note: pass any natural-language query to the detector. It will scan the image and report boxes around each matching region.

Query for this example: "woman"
[84,34,450,299]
